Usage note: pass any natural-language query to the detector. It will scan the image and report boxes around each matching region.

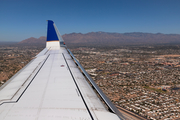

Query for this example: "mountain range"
[18,32,180,46]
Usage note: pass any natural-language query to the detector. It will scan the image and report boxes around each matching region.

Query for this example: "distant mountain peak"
[18,32,180,46]
[18,36,46,45]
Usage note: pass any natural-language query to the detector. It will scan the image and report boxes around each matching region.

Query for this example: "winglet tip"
[46,20,60,48]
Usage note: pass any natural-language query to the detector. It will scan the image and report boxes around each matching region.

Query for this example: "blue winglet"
[47,20,59,41]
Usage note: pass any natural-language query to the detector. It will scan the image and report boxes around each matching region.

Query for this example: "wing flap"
[0,55,48,104]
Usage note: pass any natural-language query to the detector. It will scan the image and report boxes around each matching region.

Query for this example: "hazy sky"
[0,0,180,42]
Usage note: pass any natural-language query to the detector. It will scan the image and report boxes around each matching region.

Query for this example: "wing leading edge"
[0,20,125,120]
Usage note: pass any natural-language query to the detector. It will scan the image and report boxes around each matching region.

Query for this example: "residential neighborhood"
[72,46,180,120]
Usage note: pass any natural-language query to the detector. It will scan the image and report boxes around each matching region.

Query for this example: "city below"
[1,44,180,120]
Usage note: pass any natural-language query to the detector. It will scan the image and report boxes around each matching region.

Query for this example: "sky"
[0,0,180,42]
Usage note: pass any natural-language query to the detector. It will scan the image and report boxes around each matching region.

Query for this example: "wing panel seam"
[62,53,94,120]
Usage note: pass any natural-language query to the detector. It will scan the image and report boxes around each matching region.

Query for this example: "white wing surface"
[0,20,125,120]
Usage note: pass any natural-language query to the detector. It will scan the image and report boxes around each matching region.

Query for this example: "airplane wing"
[0,20,125,120]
